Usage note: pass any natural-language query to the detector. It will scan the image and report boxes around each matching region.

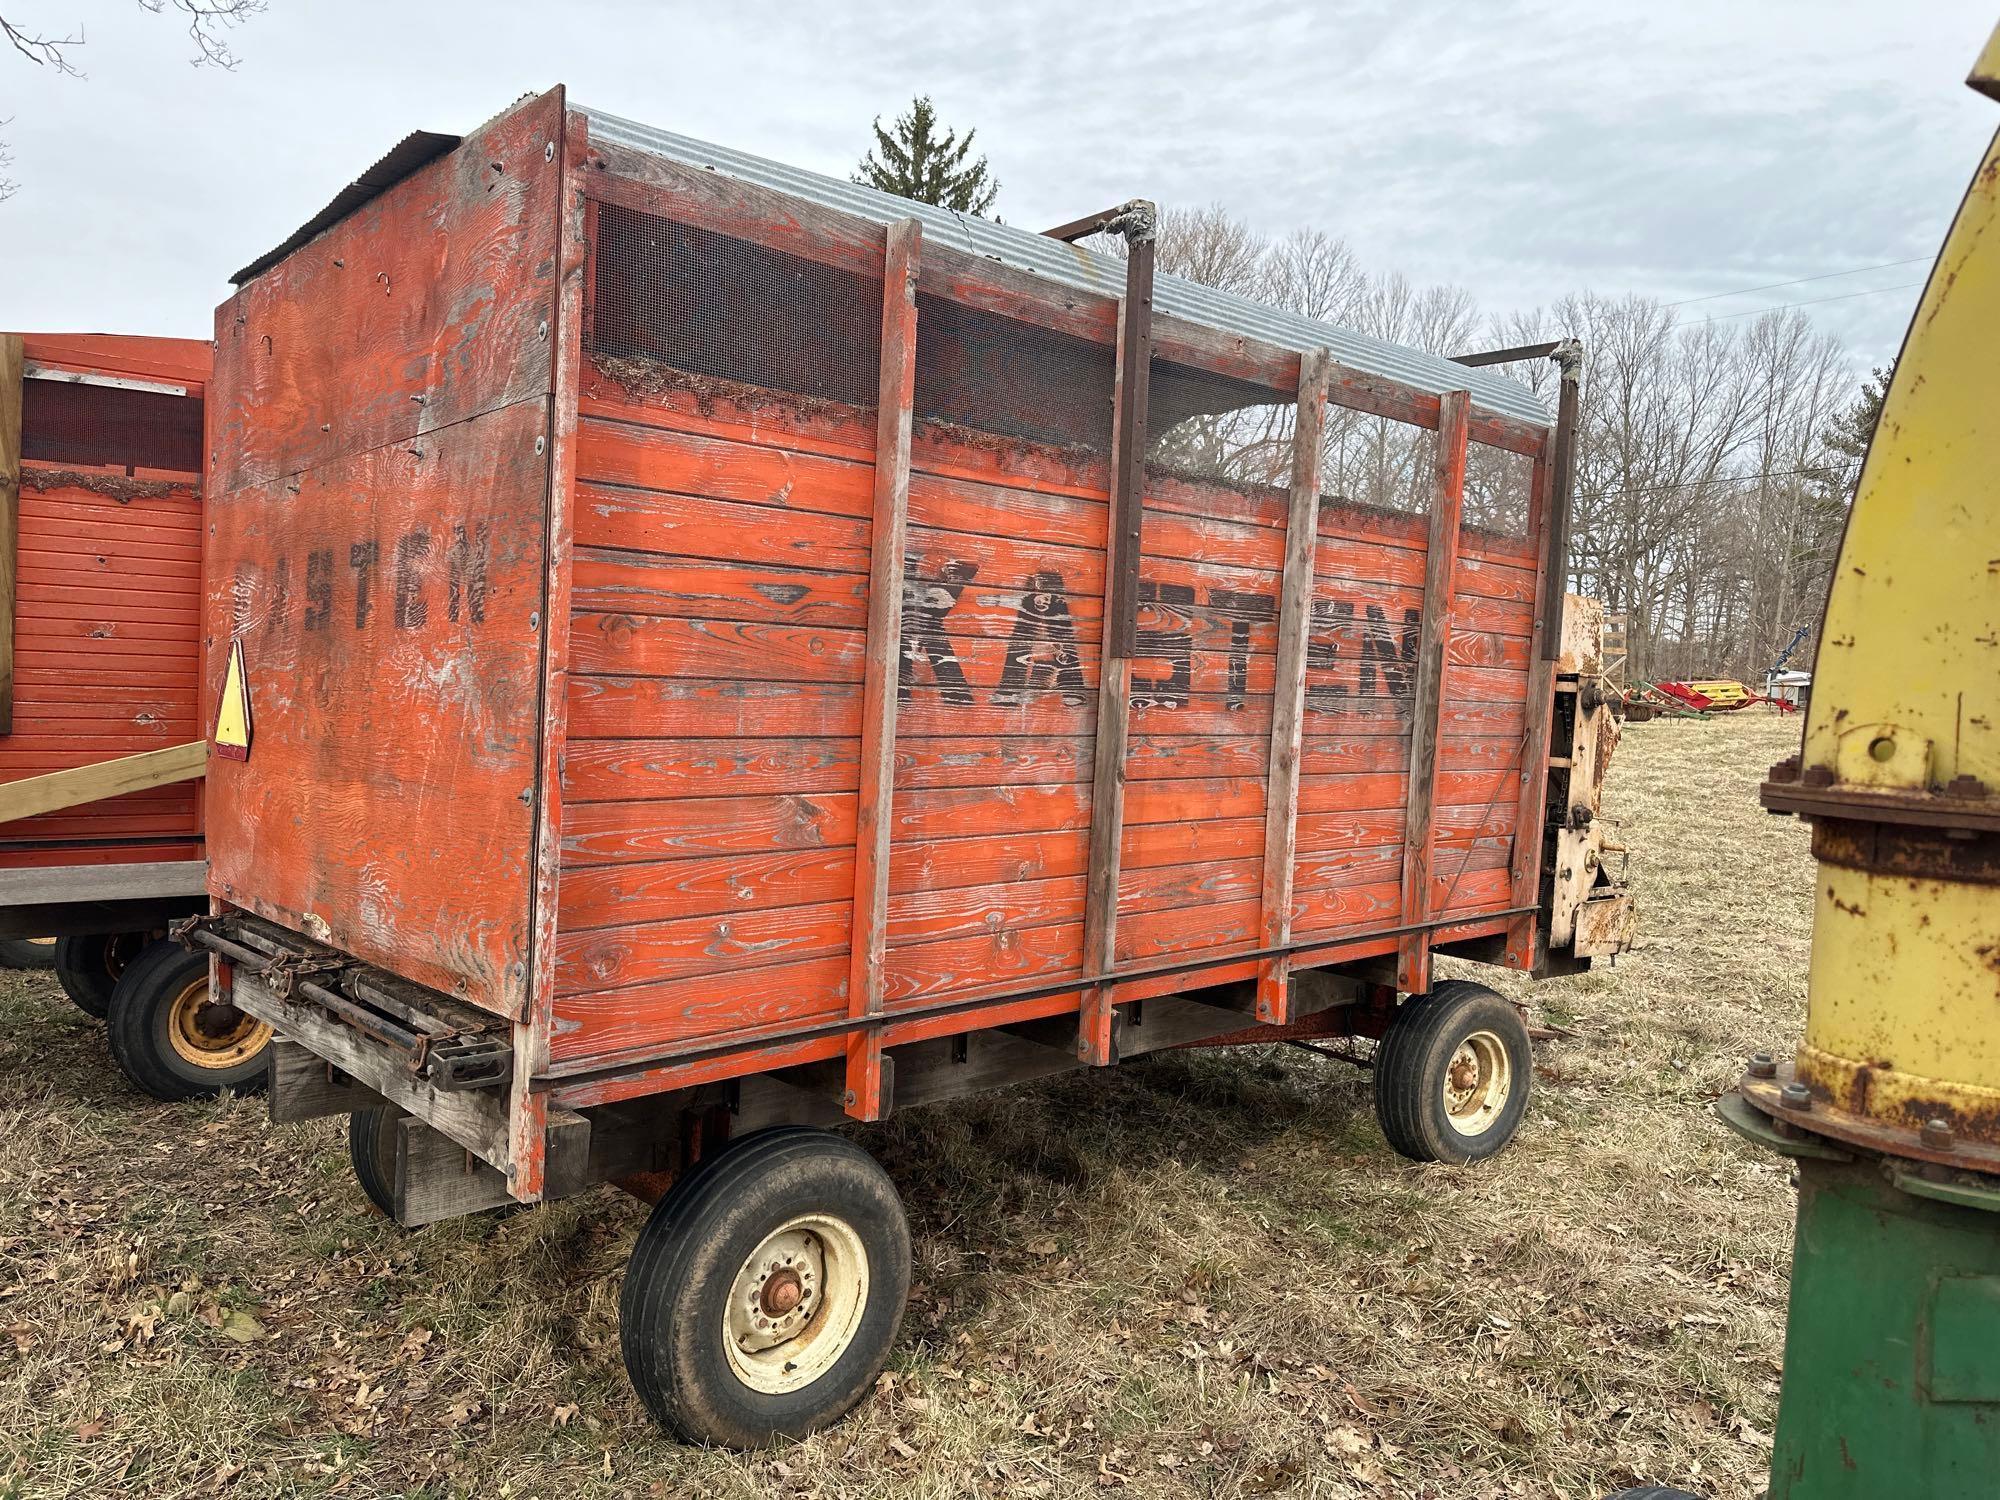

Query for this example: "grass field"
[0,712,1813,1500]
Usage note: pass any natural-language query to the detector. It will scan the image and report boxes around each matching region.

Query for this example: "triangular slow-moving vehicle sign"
[214,638,253,761]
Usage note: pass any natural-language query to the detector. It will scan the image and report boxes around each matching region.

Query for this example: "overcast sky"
[2,1,1994,374]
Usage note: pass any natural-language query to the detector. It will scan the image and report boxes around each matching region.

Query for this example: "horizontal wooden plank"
[0,741,205,826]
[568,672,1520,744]
[561,768,1520,866]
[0,858,206,903]
[547,862,1518,1065]
[578,418,1536,612]
[559,727,1524,803]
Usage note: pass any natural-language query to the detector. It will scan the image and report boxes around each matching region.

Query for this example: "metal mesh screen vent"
[20,379,204,476]
[912,295,1114,452]
[589,202,882,407]
[1464,443,1533,540]
[1147,357,1293,486]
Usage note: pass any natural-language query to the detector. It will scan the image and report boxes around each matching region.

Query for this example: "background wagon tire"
[0,936,55,970]
[1373,980,1531,1164]
[620,1126,911,1448]
[53,932,148,1018]
[106,939,273,1102]
[348,1106,405,1218]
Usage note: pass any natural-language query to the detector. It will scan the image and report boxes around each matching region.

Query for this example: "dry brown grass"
[0,713,1812,1500]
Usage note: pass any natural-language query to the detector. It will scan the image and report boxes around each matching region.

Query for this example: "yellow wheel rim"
[164,975,272,1070]
[1442,1029,1514,1137]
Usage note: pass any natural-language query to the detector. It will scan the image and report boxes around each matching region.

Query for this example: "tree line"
[1137,205,1883,686]
[854,100,1883,687]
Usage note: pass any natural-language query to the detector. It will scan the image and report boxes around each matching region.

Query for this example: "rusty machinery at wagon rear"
[179,89,1632,1445]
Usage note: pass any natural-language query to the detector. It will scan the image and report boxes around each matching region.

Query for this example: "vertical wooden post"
[1505,345,1582,970]
[0,334,20,737]
[1253,349,1332,1025]
[1396,389,1472,994]
[844,217,922,1121]
[515,98,590,1201]
[1079,227,1155,1067]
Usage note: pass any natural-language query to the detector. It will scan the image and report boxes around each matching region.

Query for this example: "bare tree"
[2,1,264,199]
[1137,200,1869,682]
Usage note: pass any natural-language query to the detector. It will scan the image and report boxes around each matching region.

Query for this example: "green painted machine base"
[1772,1159,2000,1497]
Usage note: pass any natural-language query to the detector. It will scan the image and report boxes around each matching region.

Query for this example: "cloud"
[0,0,1991,368]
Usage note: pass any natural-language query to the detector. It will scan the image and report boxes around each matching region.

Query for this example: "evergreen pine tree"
[854,96,999,216]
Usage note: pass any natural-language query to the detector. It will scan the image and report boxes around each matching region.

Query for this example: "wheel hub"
[1442,1029,1513,1137]
[761,1267,805,1317]
[164,976,273,1070]
[722,1214,869,1395]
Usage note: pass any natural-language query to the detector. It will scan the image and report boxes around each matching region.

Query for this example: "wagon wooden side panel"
[540,132,1543,1086]
[0,333,210,870]
[201,89,569,1018]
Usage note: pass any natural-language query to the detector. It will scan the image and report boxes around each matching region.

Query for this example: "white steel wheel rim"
[722,1213,870,1395]
[1443,1029,1513,1137]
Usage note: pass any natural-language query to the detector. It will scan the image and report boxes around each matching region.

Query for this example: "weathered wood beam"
[267,1038,385,1123]
[1507,345,1582,969]
[844,216,922,1123]
[1396,390,1472,993]
[0,335,19,736]
[0,740,206,827]
[226,971,511,1168]
[0,859,206,904]
[1254,348,1333,1025]
[1080,227,1155,1067]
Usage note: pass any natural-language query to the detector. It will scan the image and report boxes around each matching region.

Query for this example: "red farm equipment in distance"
[0,332,272,1099]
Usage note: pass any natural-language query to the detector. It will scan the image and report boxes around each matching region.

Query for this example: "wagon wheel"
[1373,980,1532,1164]
[347,1106,405,1218]
[621,1126,911,1447]
[106,938,273,1102]
[0,936,55,970]
[52,931,149,1019]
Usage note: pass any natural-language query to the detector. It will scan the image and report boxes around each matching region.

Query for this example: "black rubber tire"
[1604,1489,1705,1499]
[620,1126,911,1447]
[0,936,55,970]
[106,939,271,1102]
[52,931,148,1019]
[1373,979,1532,1164]
[348,1106,404,1217]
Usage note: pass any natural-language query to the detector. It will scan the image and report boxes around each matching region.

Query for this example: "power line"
[1664,255,1934,308]
[1684,280,1927,325]
[1585,460,1860,501]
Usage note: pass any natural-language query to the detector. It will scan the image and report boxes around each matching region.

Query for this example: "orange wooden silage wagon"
[186,88,1632,1445]
[0,333,271,1098]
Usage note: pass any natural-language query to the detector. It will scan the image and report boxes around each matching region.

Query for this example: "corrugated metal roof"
[578,104,1551,430]
[231,130,462,286]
